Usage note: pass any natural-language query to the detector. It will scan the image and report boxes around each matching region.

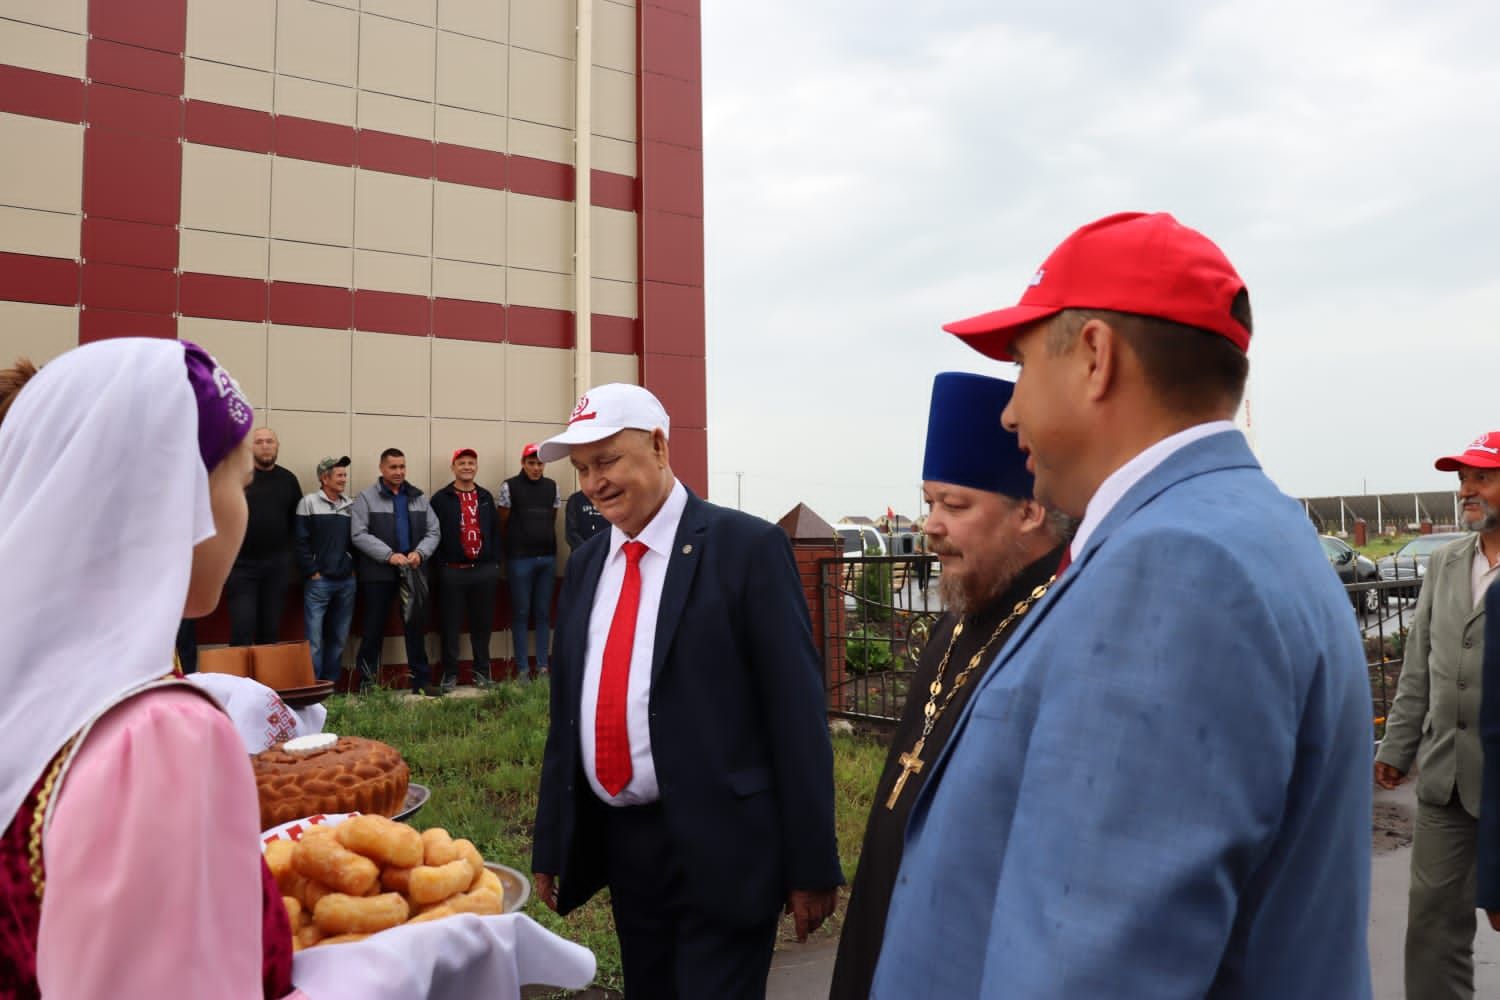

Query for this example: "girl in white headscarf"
[0,339,593,1000]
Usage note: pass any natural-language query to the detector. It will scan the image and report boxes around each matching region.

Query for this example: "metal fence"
[820,553,1420,747]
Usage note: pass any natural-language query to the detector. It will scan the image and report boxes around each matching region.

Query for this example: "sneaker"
[440,677,457,694]
[473,673,495,688]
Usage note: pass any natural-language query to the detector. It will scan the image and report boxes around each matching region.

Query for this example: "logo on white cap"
[569,395,596,425]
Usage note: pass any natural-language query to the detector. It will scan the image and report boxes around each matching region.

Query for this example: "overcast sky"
[698,0,1500,524]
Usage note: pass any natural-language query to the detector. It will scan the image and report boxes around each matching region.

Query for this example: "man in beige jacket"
[1376,430,1500,1000]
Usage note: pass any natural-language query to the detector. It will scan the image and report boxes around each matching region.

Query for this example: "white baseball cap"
[536,383,671,463]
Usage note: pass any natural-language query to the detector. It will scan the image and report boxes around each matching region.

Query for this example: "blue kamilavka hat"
[922,372,1034,499]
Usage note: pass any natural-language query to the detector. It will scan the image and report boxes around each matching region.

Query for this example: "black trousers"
[224,553,292,646]
[604,802,779,1000]
[355,578,431,689]
[437,562,499,683]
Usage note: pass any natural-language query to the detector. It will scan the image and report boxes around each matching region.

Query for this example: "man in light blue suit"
[872,213,1372,998]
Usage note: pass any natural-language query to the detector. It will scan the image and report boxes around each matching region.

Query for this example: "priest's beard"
[937,540,1031,617]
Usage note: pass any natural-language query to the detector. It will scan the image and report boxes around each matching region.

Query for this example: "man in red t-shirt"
[429,449,503,690]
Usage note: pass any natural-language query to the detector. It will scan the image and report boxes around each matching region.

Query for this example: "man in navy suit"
[530,383,843,999]
[873,213,1373,997]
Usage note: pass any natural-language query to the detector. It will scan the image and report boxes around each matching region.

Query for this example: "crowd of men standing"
[180,432,611,697]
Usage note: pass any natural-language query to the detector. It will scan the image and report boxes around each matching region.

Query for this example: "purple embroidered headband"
[182,340,254,470]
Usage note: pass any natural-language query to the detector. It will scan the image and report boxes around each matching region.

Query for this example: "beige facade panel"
[0,301,77,364]
[431,338,505,420]
[355,170,433,256]
[432,258,504,303]
[435,105,505,153]
[590,277,637,320]
[508,119,571,166]
[0,0,85,34]
[436,30,506,115]
[268,325,352,413]
[0,17,83,77]
[430,415,508,486]
[433,180,505,265]
[506,266,570,312]
[351,413,429,489]
[186,58,275,113]
[274,74,356,126]
[276,0,358,87]
[593,0,635,73]
[271,155,354,246]
[180,317,269,410]
[363,0,436,26]
[356,90,434,141]
[181,143,271,237]
[509,0,572,58]
[589,205,636,284]
[186,0,275,71]
[506,192,571,274]
[591,66,635,142]
[0,115,81,215]
[263,408,353,487]
[359,13,436,102]
[437,0,507,42]
[591,350,638,388]
[354,248,431,296]
[180,229,270,280]
[0,205,78,260]
[270,239,353,288]
[590,135,635,178]
[508,48,572,130]
[504,344,571,422]
[352,330,431,416]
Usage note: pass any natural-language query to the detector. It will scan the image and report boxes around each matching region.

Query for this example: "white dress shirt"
[580,479,688,805]
[1069,420,1240,561]
[1472,536,1500,609]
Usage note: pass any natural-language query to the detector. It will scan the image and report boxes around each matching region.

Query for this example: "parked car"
[1375,532,1468,600]
[837,524,887,557]
[1320,535,1381,613]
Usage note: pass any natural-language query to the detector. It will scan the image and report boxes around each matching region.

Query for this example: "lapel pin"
[682,544,694,555]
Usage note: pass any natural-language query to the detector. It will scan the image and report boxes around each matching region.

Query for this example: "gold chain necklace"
[885,577,1053,810]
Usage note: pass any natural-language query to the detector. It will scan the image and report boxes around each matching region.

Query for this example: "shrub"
[857,560,893,622]
[845,626,894,675]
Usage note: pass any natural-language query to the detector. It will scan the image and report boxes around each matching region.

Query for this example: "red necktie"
[596,541,647,796]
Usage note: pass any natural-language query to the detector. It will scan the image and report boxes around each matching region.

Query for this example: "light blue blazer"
[873,431,1372,999]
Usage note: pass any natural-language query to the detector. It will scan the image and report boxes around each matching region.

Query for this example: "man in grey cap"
[295,456,357,683]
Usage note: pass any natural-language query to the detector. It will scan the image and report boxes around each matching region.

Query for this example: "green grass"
[1355,532,1416,560]
[326,685,888,994]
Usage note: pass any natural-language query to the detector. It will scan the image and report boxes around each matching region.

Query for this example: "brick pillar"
[792,541,844,701]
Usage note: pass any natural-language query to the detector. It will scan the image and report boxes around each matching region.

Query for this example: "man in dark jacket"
[295,455,357,683]
[429,448,503,691]
[498,443,559,680]
[225,427,302,644]
[350,448,441,695]
[565,489,608,550]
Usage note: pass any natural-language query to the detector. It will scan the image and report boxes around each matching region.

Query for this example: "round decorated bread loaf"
[254,735,410,830]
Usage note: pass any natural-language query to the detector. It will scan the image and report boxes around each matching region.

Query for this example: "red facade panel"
[641,140,702,218]
[275,116,356,167]
[184,101,275,154]
[357,130,434,179]
[269,282,353,330]
[666,425,707,495]
[81,261,177,314]
[0,253,80,307]
[83,130,183,226]
[180,272,268,323]
[508,305,573,349]
[640,281,704,356]
[82,218,180,271]
[641,209,705,287]
[509,156,574,202]
[640,72,702,150]
[435,143,508,191]
[642,352,706,427]
[79,308,177,342]
[0,66,85,124]
[591,314,639,355]
[87,84,182,138]
[433,298,506,343]
[88,0,189,54]
[86,38,186,96]
[353,289,431,336]
[642,4,702,83]
[590,170,639,213]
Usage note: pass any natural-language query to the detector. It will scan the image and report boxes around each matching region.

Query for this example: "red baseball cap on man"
[521,443,541,461]
[451,447,477,462]
[942,212,1251,362]
[1435,432,1500,471]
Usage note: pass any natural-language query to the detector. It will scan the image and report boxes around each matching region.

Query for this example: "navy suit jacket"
[1475,577,1500,908]
[531,491,843,926]
[873,430,1373,998]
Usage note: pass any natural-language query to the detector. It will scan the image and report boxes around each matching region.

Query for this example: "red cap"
[1435,431,1500,471]
[451,447,477,462]
[943,212,1250,361]
[521,443,540,460]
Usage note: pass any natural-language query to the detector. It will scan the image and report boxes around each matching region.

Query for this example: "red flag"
[886,506,895,520]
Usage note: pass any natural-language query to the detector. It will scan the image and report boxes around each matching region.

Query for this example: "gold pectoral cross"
[885,738,926,810]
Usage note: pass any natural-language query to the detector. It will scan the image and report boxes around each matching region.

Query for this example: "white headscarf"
[0,338,218,831]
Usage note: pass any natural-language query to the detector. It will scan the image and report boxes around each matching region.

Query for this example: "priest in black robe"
[829,372,1071,1000]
